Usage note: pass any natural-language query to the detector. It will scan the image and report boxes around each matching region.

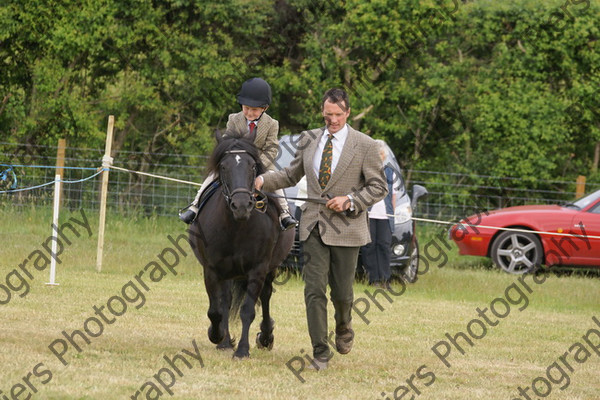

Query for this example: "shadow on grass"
[447,258,600,280]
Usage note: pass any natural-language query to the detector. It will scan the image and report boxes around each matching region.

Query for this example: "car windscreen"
[382,143,406,197]
[275,135,301,170]
[572,189,600,210]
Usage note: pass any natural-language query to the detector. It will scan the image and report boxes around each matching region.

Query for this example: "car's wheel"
[490,230,542,274]
[402,239,419,283]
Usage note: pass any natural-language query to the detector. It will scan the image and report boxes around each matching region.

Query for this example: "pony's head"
[209,130,265,220]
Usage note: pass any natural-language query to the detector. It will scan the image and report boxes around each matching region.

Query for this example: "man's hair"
[321,88,350,112]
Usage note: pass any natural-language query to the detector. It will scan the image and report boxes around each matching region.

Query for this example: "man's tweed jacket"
[261,126,388,247]
[227,111,279,171]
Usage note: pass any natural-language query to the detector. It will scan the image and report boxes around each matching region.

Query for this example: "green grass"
[1,208,599,399]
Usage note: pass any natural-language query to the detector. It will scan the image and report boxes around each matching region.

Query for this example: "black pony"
[188,131,294,359]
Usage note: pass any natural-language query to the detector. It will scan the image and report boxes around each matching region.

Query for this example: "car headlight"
[392,244,406,256]
[449,223,468,240]
[395,202,412,224]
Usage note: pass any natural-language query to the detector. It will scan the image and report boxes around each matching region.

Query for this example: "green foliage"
[1,0,599,194]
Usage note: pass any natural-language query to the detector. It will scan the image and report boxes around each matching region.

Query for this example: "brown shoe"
[335,327,354,355]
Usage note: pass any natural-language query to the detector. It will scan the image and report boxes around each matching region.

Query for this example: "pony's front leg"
[233,270,267,359]
[256,271,276,350]
[204,270,225,345]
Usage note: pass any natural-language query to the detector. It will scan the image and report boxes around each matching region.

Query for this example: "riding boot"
[180,172,217,224]
[179,205,199,224]
[279,210,298,231]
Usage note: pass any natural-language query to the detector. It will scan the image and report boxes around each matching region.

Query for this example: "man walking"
[255,88,387,369]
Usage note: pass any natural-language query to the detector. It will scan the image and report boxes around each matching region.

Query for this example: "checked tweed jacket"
[262,126,388,247]
[227,111,279,171]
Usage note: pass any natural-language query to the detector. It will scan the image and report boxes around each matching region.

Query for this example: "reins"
[265,192,329,205]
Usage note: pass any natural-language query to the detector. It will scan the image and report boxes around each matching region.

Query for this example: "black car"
[274,134,427,283]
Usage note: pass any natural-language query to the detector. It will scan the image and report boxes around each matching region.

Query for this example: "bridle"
[219,149,266,213]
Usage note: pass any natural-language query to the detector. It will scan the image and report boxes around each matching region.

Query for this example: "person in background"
[293,176,307,268]
[360,140,397,288]
[179,77,297,230]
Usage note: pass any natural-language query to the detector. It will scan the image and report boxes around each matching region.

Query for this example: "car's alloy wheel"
[402,239,419,283]
[490,230,543,274]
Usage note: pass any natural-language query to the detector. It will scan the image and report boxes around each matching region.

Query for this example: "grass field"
[1,208,599,400]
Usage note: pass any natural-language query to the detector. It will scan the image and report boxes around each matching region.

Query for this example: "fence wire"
[0,142,208,217]
[1,142,599,220]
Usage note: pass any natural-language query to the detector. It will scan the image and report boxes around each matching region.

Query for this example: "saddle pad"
[197,180,221,215]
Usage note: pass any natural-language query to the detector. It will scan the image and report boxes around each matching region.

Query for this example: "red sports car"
[449,189,600,274]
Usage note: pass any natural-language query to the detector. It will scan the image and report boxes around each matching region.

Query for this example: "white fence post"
[46,174,61,286]
[96,115,114,272]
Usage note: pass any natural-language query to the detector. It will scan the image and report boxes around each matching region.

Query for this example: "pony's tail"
[229,279,246,322]
[229,279,262,323]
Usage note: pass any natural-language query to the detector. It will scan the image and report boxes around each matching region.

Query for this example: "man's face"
[322,100,350,134]
[242,105,267,122]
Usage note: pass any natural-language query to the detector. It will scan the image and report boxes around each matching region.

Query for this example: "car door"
[568,200,600,265]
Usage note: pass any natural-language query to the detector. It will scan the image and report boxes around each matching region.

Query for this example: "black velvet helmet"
[236,77,272,108]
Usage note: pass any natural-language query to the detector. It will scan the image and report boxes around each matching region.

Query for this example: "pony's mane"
[207,130,266,175]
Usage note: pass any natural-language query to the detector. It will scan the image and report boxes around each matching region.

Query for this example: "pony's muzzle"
[230,193,255,220]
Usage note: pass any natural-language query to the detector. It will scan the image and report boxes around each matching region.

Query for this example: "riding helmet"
[236,77,272,108]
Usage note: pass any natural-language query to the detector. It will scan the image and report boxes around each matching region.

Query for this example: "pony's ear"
[218,128,246,142]
[215,129,227,143]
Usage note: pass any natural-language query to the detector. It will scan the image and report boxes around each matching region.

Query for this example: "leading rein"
[265,192,329,205]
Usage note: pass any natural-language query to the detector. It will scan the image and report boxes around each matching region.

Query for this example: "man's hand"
[326,196,351,212]
[254,175,264,191]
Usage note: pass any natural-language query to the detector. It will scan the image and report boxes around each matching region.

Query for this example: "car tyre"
[402,238,419,283]
[490,230,542,274]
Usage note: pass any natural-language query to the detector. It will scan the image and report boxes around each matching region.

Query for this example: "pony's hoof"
[232,351,250,360]
[208,326,223,345]
[216,341,234,351]
[256,332,274,350]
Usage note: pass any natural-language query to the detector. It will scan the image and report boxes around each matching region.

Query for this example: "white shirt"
[369,199,389,220]
[368,174,400,220]
[312,124,349,177]
[294,176,307,207]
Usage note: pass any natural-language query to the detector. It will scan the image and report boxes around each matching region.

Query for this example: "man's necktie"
[318,134,334,190]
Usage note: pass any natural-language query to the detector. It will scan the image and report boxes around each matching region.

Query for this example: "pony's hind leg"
[256,271,276,350]
[216,280,235,350]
